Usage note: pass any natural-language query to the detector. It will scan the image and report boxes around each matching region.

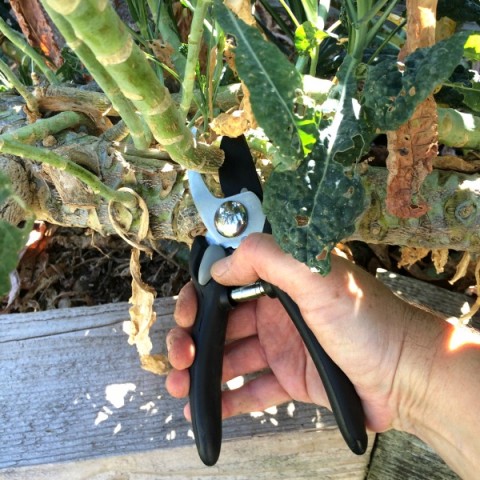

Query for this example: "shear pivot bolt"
[214,201,248,238]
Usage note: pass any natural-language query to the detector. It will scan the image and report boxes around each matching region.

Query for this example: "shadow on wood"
[0,271,468,479]
[0,298,372,479]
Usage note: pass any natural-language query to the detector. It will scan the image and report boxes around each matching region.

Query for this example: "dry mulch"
[1,223,190,313]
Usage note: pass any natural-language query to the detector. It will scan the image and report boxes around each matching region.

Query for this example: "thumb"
[210,233,316,298]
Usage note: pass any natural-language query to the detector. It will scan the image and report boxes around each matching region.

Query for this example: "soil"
[2,208,477,314]
[1,223,190,313]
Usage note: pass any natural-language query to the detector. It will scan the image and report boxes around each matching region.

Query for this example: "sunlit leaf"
[323,55,366,164]
[295,21,328,56]
[215,0,314,169]
[264,142,365,274]
[464,34,480,62]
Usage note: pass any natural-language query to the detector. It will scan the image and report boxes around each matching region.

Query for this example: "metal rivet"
[214,201,248,238]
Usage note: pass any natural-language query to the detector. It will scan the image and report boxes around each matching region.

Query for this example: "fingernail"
[166,330,175,352]
[211,256,231,278]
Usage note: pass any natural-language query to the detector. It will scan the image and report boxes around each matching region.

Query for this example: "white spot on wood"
[105,383,136,408]
[94,411,109,426]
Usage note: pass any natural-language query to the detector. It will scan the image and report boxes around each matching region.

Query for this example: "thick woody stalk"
[41,3,151,150]
[42,0,223,173]
[0,138,136,207]
[0,111,91,144]
[351,166,480,253]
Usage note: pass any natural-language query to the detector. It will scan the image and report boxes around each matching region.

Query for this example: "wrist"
[392,310,480,478]
[391,306,447,436]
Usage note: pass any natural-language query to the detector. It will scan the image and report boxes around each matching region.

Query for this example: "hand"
[166,233,441,433]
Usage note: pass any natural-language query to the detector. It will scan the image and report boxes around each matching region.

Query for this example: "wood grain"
[1,271,470,479]
[0,298,371,476]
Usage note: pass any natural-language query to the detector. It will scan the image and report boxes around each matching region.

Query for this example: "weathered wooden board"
[367,430,460,480]
[377,270,480,328]
[0,271,470,479]
[0,297,373,478]
[1,430,371,480]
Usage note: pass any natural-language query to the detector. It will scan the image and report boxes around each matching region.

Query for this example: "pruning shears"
[188,135,367,466]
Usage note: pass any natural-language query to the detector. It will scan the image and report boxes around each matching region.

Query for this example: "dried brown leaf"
[459,258,480,324]
[398,246,430,269]
[127,249,170,375]
[140,354,170,375]
[385,0,439,219]
[435,16,457,42]
[225,0,256,26]
[150,40,176,71]
[224,39,237,76]
[110,190,168,375]
[450,251,471,285]
[240,84,257,129]
[386,96,437,218]
[210,111,250,137]
[399,0,437,61]
[10,0,63,68]
[431,248,449,274]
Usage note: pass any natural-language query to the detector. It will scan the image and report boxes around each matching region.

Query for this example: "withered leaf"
[385,0,439,219]
[397,246,430,269]
[431,248,449,274]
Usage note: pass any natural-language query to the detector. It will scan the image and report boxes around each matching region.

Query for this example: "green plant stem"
[350,0,371,61]
[0,58,38,114]
[365,0,400,46]
[345,0,358,24]
[356,0,390,25]
[278,0,301,28]
[155,1,187,77]
[308,0,331,75]
[0,17,59,85]
[41,3,152,150]
[366,17,405,64]
[0,138,136,207]
[43,0,223,172]
[181,0,214,33]
[0,111,91,144]
[180,0,212,119]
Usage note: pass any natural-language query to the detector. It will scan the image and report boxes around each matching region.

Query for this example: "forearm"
[396,311,480,479]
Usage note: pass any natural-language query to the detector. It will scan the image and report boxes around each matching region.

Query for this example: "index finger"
[174,281,197,328]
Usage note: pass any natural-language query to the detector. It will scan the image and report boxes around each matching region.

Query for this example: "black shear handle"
[188,237,233,466]
[266,283,368,455]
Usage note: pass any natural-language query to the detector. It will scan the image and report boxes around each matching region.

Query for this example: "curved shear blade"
[188,170,266,249]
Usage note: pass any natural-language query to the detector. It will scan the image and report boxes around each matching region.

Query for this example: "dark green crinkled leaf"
[323,55,366,164]
[438,0,480,26]
[0,173,31,297]
[363,32,469,132]
[462,82,480,113]
[264,142,365,275]
[214,0,308,169]
[0,220,31,297]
